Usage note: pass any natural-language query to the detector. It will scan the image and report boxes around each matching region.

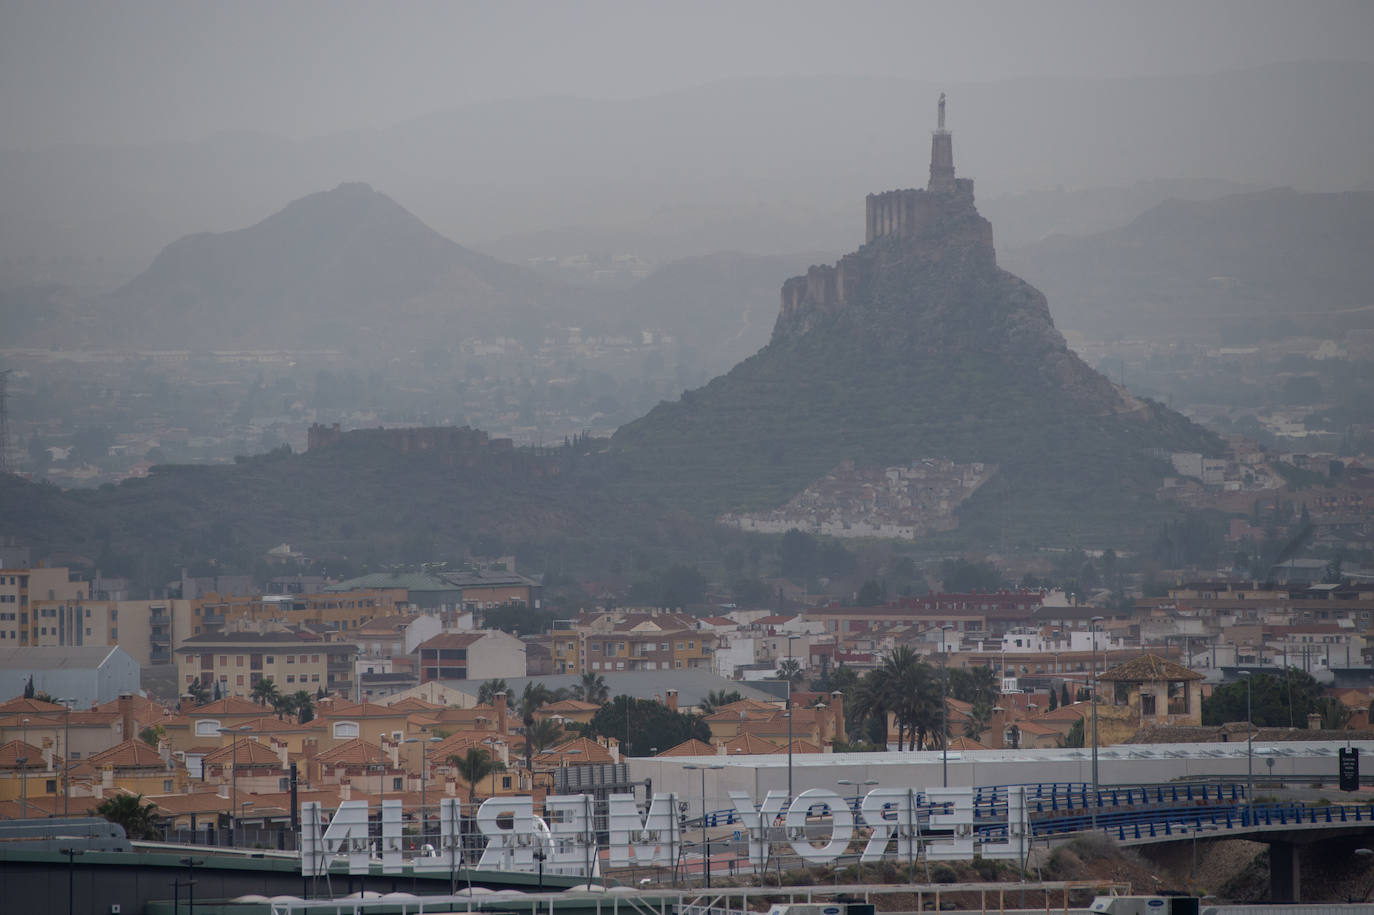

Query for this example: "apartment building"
[175,629,357,698]
[25,598,189,667]
[0,566,87,646]
[185,589,408,642]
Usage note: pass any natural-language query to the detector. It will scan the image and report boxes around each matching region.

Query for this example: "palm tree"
[850,670,891,747]
[526,718,565,755]
[478,678,510,706]
[964,701,993,741]
[774,658,804,689]
[292,690,315,724]
[271,692,295,720]
[92,793,162,840]
[251,677,281,708]
[1315,696,1352,730]
[517,683,555,772]
[700,689,743,716]
[573,672,609,705]
[450,747,506,804]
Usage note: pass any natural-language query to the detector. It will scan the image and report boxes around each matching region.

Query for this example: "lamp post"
[1090,616,1104,828]
[58,698,75,817]
[786,634,799,801]
[59,846,83,915]
[683,763,723,887]
[837,778,878,881]
[405,736,442,845]
[218,725,252,847]
[940,625,954,787]
[1240,671,1253,819]
[178,856,203,915]
[18,717,29,817]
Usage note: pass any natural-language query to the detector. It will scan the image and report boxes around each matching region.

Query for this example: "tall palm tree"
[478,678,510,706]
[517,683,555,772]
[292,690,315,724]
[526,718,565,755]
[573,672,609,705]
[251,677,281,708]
[850,670,891,747]
[449,747,506,804]
[700,689,743,716]
[92,793,162,840]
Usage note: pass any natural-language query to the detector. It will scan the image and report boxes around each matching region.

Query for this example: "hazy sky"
[3,0,1373,148]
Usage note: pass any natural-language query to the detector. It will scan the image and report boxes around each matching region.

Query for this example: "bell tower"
[928,92,956,193]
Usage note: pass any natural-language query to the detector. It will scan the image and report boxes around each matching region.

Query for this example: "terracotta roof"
[656,738,716,758]
[203,739,283,767]
[315,738,386,766]
[0,739,53,769]
[186,697,265,716]
[780,738,821,754]
[1014,721,1062,737]
[1037,702,1091,722]
[95,695,170,720]
[534,737,615,766]
[386,697,445,713]
[721,733,781,755]
[415,632,485,651]
[947,736,988,750]
[317,699,405,719]
[88,739,168,769]
[0,697,67,714]
[541,699,600,712]
[1098,654,1203,683]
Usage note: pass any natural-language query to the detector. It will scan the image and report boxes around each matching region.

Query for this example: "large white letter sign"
[785,789,853,863]
[607,792,681,867]
[306,799,373,874]
[412,797,466,876]
[380,798,403,872]
[979,785,1027,860]
[728,790,790,869]
[859,788,920,863]
[476,796,537,870]
[925,787,975,860]
[543,794,596,876]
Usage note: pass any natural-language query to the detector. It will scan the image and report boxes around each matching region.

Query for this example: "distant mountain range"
[57,183,580,350]
[1003,188,1374,339]
[3,61,1370,290]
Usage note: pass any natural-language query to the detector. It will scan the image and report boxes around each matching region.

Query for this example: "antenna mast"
[0,369,11,474]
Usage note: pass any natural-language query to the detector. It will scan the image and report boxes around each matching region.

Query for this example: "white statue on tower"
[938,92,946,131]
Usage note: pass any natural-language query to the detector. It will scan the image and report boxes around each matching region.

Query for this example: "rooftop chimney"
[494,691,508,734]
[665,689,678,713]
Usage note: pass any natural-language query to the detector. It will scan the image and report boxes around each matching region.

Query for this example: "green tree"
[1063,718,1085,748]
[517,683,556,772]
[700,689,743,716]
[964,702,993,742]
[449,747,505,803]
[138,724,166,747]
[1060,683,1071,708]
[292,690,315,724]
[572,672,609,705]
[1201,669,1323,727]
[1048,688,1059,711]
[92,793,162,840]
[477,679,510,705]
[251,677,281,708]
[526,718,565,755]
[585,695,708,757]
[775,658,805,689]
[1315,696,1352,730]
[184,679,209,706]
[850,670,892,747]
[855,579,887,606]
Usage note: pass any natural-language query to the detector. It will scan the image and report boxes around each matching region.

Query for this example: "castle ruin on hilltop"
[777,94,993,337]
[864,91,976,242]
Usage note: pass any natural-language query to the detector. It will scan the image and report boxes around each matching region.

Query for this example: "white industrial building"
[0,645,141,706]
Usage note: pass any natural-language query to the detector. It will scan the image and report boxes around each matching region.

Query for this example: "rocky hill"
[1003,188,1374,340]
[77,182,577,350]
[611,105,1217,544]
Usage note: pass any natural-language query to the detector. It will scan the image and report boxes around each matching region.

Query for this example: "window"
[237,656,245,666]
[392,777,403,791]
[219,656,227,666]
[46,779,57,794]
[287,656,295,664]
[236,675,244,686]
[163,779,173,792]
[266,656,275,664]
[501,775,512,789]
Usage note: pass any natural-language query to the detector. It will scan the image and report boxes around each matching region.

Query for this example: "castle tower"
[928,92,956,193]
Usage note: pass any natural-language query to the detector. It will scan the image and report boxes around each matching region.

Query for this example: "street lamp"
[1090,616,1104,828]
[217,725,252,847]
[178,856,203,914]
[59,846,83,915]
[940,625,954,788]
[58,698,75,817]
[836,778,878,881]
[1239,671,1253,819]
[405,736,442,845]
[18,717,29,817]
[683,763,723,887]
[786,634,800,801]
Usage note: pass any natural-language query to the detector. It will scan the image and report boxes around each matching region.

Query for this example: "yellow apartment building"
[175,630,357,699]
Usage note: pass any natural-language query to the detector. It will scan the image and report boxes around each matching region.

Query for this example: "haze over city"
[2,3,1374,911]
